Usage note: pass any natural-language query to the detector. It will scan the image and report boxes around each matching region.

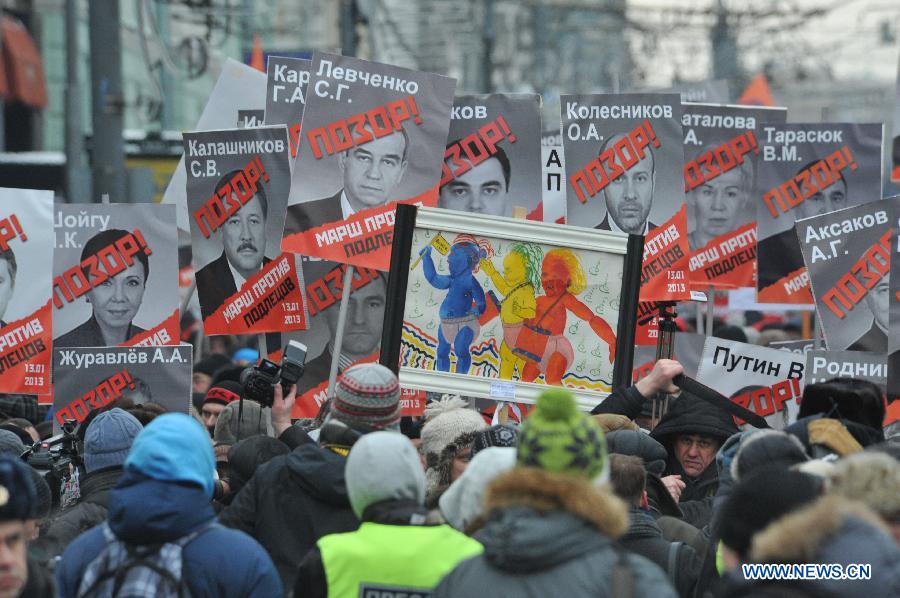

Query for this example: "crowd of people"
[1,343,899,598]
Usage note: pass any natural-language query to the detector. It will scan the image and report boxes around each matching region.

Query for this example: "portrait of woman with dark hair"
[55,229,149,347]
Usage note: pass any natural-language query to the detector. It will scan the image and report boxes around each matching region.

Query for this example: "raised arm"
[422,246,450,290]
[480,259,511,294]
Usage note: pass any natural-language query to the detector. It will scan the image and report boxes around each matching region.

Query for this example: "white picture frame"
[388,206,635,411]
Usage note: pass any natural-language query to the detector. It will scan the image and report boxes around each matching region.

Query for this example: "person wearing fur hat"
[220,363,402,592]
[0,456,55,598]
[434,388,677,598]
[420,395,488,507]
[650,393,739,528]
[785,378,886,457]
[55,413,281,598]
[30,409,143,561]
[719,491,900,597]
[828,452,900,542]
[295,431,483,598]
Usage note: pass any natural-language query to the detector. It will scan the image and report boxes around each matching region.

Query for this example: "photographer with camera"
[30,409,142,562]
[220,362,403,593]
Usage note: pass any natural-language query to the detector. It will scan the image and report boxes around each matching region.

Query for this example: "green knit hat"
[517,388,609,481]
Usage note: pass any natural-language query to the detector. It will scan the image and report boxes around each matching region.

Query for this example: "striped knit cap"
[329,363,401,432]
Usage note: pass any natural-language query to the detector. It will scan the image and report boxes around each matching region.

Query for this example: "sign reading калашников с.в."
[184,125,308,336]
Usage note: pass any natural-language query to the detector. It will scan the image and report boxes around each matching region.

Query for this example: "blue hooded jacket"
[56,413,282,598]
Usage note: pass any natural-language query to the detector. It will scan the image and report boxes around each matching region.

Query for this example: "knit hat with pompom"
[517,388,609,482]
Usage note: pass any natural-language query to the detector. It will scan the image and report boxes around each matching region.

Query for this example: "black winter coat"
[219,442,360,593]
[619,507,700,598]
[650,393,738,528]
[31,466,123,561]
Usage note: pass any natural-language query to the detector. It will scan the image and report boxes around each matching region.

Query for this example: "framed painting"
[381,205,642,410]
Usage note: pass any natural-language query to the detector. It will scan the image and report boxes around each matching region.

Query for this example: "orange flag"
[737,73,775,107]
[249,35,265,72]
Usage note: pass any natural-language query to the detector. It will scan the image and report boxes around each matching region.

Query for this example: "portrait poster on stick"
[183,125,308,335]
[53,345,192,428]
[282,52,456,271]
[796,198,896,353]
[266,258,388,418]
[264,56,311,159]
[696,337,805,430]
[682,103,786,289]
[756,123,883,304]
[389,206,638,410]
[53,204,180,349]
[561,93,688,345]
[0,188,53,396]
[440,94,542,218]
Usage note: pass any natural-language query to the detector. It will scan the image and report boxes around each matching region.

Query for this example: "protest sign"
[756,123,883,304]
[805,349,885,388]
[561,93,688,301]
[682,103,786,288]
[52,345,192,427]
[264,56,310,158]
[797,198,896,352]
[264,257,426,419]
[53,204,180,350]
[560,93,688,346]
[392,207,630,408]
[162,59,267,232]
[660,80,730,104]
[696,337,805,429]
[266,258,386,418]
[888,213,900,423]
[183,125,308,335]
[541,129,566,224]
[282,52,456,271]
[439,94,541,218]
[0,188,53,396]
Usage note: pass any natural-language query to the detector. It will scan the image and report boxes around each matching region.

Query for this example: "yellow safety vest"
[318,522,483,598]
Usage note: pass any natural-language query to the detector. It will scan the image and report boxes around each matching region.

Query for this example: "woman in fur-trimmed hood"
[434,389,677,598]
[717,495,900,598]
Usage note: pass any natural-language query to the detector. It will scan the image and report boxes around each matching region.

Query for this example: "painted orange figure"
[514,248,616,385]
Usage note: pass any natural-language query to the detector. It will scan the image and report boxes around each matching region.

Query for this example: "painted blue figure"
[422,239,486,374]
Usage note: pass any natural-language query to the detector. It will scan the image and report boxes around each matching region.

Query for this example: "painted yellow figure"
[481,242,543,379]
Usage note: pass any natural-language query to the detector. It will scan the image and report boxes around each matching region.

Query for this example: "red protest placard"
[282,53,456,271]
[0,189,54,396]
